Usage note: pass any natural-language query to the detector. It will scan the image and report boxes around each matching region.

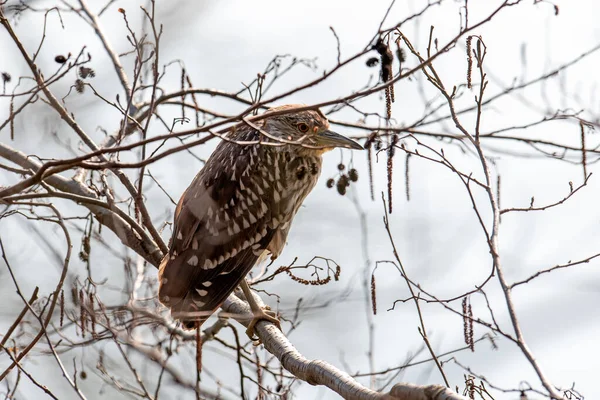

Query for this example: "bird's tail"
[158,254,211,330]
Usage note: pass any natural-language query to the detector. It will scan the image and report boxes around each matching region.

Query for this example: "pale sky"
[1,0,599,399]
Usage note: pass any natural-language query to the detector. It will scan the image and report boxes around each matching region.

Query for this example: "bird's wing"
[158,137,288,326]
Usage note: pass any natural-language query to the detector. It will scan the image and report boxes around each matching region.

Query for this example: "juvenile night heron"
[158,104,362,337]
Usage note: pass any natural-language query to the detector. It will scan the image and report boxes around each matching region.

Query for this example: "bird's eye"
[297,123,309,133]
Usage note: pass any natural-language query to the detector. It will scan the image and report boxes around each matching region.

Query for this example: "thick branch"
[0,9,167,255]
[221,294,467,400]
[0,142,162,266]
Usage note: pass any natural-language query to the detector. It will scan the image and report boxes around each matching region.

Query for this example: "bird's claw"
[245,305,281,343]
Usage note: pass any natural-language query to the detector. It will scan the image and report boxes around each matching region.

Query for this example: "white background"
[1,0,599,399]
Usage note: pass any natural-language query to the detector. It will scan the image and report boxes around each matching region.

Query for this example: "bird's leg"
[239,279,281,341]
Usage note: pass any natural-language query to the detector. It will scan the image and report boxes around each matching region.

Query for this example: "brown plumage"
[158,104,362,330]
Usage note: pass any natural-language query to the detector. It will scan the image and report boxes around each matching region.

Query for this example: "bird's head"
[261,104,363,153]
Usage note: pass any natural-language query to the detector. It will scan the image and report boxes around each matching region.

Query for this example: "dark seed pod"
[336,180,347,195]
[75,79,85,93]
[79,67,96,79]
[82,235,90,255]
[80,371,87,380]
[326,178,335,188]
[337,163,345,171]
[78,250,89,262]
[338,174,349,187]
[349,168,358,182]
[1,72,11,83]
[374,140,382,151]
[373,38,394,82]
[366,57,379,67]
[55,55,67,64]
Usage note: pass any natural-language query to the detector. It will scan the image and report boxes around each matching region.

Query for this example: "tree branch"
[220,293,468,400]
[0,142,163,266]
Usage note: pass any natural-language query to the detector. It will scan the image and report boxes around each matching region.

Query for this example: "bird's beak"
[315,130,363,150]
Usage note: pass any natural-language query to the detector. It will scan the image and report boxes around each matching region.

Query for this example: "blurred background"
[1,0,599,399]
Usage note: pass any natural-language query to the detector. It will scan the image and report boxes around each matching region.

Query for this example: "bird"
[158,104,363,338]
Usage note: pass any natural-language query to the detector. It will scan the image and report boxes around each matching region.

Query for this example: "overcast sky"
[1,0,599,399]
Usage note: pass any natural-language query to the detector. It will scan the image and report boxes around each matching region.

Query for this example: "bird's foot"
[246,305,281,343]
